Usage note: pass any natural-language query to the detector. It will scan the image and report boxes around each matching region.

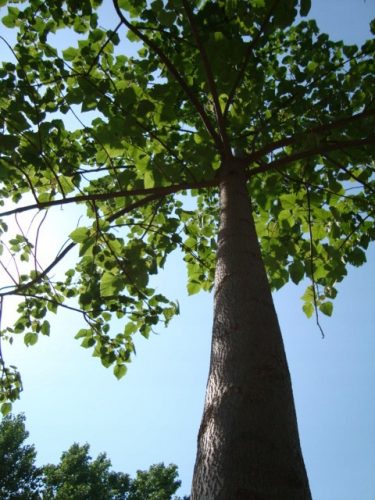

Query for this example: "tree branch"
[248,137,375,177]
[223,0,279,119]
[60,64,193,180]
[324,154,375,195]
[274,168,375,209]
[238,49,373,144]
[246,108,375,163]
[111,0,223,151]
[0,179,218,297]
[0,242,76,297]
[0,179,218,218]
[86,21,123,75]
[182,0,230,154]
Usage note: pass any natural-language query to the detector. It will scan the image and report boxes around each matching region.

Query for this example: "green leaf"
[301,286,314,303]
[2,9,19,28]
[75,329,91,339]
[138,99,155,115]
[250,0,265,7]
[114,363,127,380]
[187,281,201,295]
[302,302,314,318]
[81,337,95,348]
[24,332,38,346]
[125,322,138,336]
[102,312,111,321]
[96,149,108,164]
[62,47,78,61]
[300,0,311,17]
[41,320,50,336]
[279,194,296,209]
[289,261,304,285]
[0,134,19,150]
[319,301,333,317]
[118,0,146,16]
[69,227,89,243]
[144,170,155,189]
[1,402,12,416]
[100,272,124,297]
[347,247,366,267]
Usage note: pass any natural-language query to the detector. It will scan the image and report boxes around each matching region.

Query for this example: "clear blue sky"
[1,1,374,499]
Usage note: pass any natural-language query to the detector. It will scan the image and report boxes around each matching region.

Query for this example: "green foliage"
[0,414,185,499]
[0,414,42,499]
[42,443,130,500]
[127,463,181,500]
[0,0,374,405]
[43,448,183,500]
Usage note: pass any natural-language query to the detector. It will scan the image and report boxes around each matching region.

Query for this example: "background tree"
[127,463,181,500]
[0,0,374,498]
[0,414,184,499]
[43,448,182,500]
[42,442,130,500]
[0,413,42,499]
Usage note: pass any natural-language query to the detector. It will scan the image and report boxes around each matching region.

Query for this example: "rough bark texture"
[191,161,312,499]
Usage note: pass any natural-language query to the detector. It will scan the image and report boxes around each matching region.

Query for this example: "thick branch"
[248,137,375,177]
[246,108,375,163]
[0,179,218,218]
[112,0,222,151]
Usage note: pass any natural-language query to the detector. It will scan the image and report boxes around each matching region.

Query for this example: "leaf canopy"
[0,0,374,408]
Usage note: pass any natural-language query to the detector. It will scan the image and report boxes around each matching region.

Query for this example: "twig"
[305,183,325,338]
[86,21,123,75]
[324,154,375,195]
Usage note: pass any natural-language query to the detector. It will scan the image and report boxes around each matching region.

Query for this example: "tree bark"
[191,160,312,499]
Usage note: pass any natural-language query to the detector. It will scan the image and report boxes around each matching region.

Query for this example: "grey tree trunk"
[191,161,312,499]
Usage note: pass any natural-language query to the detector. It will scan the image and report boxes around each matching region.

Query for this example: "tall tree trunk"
[191,161,312,499]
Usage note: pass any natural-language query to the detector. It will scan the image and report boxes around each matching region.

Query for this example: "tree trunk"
[191,160,312,499]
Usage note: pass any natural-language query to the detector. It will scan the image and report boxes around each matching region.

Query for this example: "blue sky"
[1,1,374,499]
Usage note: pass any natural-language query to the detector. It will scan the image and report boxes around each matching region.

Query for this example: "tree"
[0,0,373,497]
[42,444,182,499]
[0,415,183,499]
[127,463,181,500]
[42,442,130,499]
[0,414,42,499]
